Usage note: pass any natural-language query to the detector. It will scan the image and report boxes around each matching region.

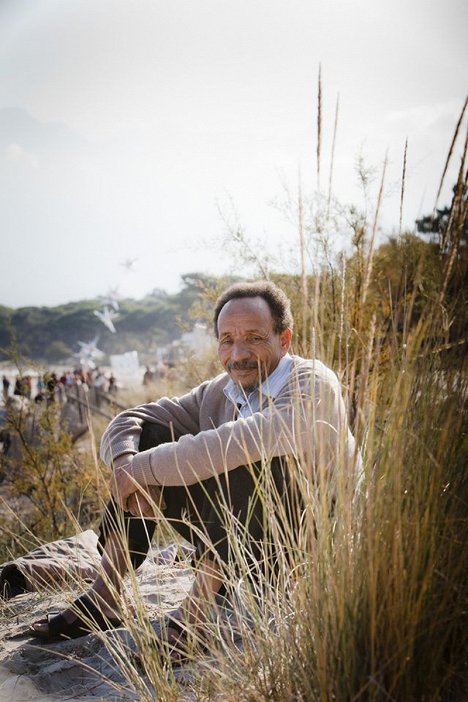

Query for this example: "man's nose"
[230,341,251,360]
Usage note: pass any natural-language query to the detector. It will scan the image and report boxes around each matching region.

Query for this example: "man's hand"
[127,486,166,518]
[110,454,166,514]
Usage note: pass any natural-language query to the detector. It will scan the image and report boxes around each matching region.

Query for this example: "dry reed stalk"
[434,95,467,212]
[311,275,320,359]
[316,64,322,192]
[399,137,408,238]
[439,124,468,302]
[327,92,340,219]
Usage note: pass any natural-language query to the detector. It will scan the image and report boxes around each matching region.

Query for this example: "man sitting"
[31,280,359,657]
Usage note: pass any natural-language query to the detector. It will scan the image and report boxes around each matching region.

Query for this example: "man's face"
[217,296,292,392]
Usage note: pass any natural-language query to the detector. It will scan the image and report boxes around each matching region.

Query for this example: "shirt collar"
[224,354,293,410]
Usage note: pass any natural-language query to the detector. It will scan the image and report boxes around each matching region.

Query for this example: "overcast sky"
[0,0,466,308]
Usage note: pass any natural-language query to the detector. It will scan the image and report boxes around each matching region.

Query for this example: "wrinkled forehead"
[217,296,274,333]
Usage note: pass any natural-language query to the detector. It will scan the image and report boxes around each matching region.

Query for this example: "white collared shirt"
[223,354,294,418]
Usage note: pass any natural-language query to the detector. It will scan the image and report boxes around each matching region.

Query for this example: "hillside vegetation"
[0,273,226,363]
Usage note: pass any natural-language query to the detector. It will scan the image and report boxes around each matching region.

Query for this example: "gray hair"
[213,281,294,337]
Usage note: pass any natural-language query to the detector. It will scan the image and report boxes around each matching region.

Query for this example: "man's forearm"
[100,390,202,466]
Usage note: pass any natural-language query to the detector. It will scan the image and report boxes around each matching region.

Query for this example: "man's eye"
[220,338,233,345]
[248,336,263,343]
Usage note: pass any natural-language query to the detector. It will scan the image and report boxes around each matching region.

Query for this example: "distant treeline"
[0,273,232,364]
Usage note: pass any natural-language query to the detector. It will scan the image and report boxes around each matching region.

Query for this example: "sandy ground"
[0,550,197,702]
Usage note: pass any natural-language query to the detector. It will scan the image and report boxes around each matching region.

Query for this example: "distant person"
[0,428,11,458]
[24,375,32,400]
[36,376,44,395]
[0,405,10,459]
[2,376,10,402]
[108,374,117,395]
[93,371,107,407]
[74,368,86,385]
[35,376,45,403]
[13,377,23,397]
[94,372,107,391]
[142,366,154,386]
[31,280,361,661]
[44,372,57,403]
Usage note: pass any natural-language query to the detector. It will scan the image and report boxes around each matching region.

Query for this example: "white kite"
[94,306,118,333]
[75,337,105,369]
[120,257,137,272]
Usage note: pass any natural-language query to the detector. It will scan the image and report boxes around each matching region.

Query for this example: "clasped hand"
[111,455,165,518]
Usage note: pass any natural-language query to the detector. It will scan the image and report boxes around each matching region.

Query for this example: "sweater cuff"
[130,449,159,487]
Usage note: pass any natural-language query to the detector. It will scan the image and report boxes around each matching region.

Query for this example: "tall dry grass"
[109,298,465,701]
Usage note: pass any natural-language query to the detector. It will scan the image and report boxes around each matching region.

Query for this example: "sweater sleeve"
[99,381,209,466]
[128,361,358,488]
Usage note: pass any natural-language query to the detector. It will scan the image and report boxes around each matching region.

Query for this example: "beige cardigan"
[100,355,359,489]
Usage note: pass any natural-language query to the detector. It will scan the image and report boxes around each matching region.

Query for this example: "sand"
[0,550,197,701]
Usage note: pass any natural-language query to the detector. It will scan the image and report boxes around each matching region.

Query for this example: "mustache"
[227,361,259,371]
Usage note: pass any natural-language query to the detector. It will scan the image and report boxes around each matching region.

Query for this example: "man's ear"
[280,328,292,354]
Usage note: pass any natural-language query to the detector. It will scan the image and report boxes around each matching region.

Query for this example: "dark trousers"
[98,423,296,580]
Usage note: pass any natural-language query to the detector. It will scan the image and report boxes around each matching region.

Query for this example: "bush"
[0,399,105,562]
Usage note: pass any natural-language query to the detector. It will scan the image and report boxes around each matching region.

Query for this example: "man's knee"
[139,423,175,451]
